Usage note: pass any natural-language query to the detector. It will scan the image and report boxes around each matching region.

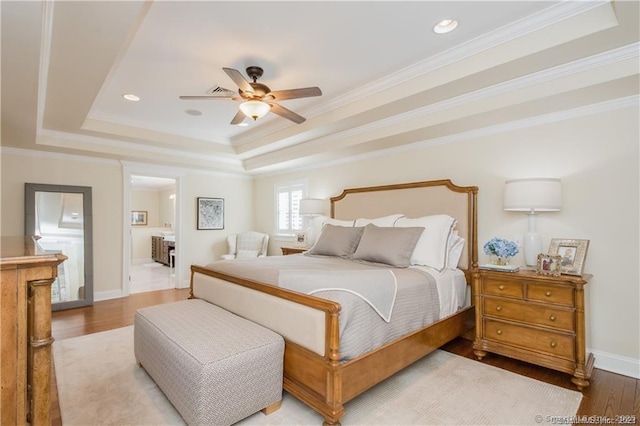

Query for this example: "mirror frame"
[25,183,94,311]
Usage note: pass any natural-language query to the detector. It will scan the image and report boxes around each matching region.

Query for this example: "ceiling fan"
[180,66,322,125]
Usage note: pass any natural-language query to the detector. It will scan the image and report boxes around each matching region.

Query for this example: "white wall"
[0,150,255,295]
[178,172,254,276]
[131,227,168,261]
[159,188,175,228]
[130,189,173,261]
[1,152,124,297]
[254,106,640,376]
[131,189,161,227]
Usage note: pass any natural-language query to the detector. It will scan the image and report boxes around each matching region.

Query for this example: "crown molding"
[0,146,121,165]
[121,160,253,180]
[249,43,639,162]
[256,95,639,178]
[85,111,232,147]
[316,1,614,115]
[233,1,614,146]
[36,128,243,168]
[0,147,253,179]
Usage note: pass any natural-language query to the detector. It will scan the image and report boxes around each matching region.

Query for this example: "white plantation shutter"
[275,182,305,236]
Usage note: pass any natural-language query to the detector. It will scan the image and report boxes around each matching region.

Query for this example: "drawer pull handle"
[550,341,557,348]
[496,329,503,335]
[545,291,552,297]
[549,315,556,321]
[498,285,505,290]
[496,306,502,312]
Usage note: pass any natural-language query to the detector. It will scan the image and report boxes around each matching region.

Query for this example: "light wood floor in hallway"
[51,288,639,425]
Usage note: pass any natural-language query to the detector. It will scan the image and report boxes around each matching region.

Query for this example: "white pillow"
[394,215,456,271]
[322,218,355,227]
[354,214,404,227]
[446,231,465,269]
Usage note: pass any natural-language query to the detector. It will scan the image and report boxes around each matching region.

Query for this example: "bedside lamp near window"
[299,198,325,246]
[504,178,562,266]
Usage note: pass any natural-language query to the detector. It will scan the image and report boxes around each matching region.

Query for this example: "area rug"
[53,326,582,425]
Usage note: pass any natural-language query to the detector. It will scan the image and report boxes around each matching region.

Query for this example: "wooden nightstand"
[281,246,307,255]
[472,268,594,390]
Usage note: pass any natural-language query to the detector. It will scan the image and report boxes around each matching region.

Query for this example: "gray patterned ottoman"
[134,299,284,425]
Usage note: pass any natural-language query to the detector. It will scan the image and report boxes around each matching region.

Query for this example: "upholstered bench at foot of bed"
[134,299,284,426]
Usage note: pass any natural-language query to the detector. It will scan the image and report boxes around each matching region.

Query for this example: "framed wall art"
[536,253,561,276]
[197,197,224,230]
[548,238,589,275]
[131,210,148,226]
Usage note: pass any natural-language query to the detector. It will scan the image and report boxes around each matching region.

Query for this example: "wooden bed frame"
[190,179,478,425]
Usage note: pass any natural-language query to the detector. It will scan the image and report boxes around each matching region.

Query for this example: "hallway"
[129,261,174,293]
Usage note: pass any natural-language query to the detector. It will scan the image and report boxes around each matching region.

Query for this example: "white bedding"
[198,256,468,360]
[411,266,468,319]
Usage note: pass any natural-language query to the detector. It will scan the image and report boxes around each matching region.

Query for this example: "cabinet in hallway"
[151,236,174,266]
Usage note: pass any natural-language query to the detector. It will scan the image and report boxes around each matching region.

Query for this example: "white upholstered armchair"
[221,231,269,260]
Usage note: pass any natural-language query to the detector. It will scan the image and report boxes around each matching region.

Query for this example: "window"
[275,181,306,236]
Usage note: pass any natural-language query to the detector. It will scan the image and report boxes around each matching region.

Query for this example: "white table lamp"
[299,198,325,245]
[504,178,562,266]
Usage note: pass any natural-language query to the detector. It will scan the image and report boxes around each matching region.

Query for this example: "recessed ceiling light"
[236,122,249,127]
[122,93,140,102]
[185,109,203,116]
[433,19,458,34]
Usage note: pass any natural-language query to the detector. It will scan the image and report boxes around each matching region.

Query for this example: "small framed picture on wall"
[131,210,148,226]
[197,197,224,230]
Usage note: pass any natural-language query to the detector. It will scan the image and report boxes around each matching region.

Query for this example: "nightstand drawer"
[483,297,575,332]
[527,283,574,307]
[484,319,575,360]
[482,278,523,299]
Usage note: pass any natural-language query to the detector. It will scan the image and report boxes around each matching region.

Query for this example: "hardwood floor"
[51,288,639,424]
[50,288,191,426]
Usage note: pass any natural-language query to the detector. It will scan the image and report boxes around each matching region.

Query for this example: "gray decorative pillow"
[307,225,364,257]
[352,224,424,267]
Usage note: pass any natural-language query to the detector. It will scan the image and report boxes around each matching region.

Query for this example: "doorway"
[124,173,181,295]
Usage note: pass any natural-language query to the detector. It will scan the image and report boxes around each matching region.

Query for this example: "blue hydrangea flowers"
[483,237,519,258]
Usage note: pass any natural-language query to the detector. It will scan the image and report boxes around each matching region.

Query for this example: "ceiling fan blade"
[269,103,306,124]
[230,109,246,125]
[179,95,239,100]
[264,87,322,101]
[223,67,254,95]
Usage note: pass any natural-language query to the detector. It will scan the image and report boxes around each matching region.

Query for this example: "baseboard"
[591,348,640,379]
[176,279,190,289]
[94,289,124,301]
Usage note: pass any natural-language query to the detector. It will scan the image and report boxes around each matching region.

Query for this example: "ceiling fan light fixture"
[239,100,271,120]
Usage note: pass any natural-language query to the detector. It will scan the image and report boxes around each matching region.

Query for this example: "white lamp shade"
[239,100,271,120]
[503,178,562,212]
[299,198,324,216]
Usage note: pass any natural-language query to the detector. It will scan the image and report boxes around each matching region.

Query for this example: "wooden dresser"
[472,268,594,390]
[1,237,66,425]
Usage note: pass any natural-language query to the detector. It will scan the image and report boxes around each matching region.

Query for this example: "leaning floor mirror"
[25,183,94,310]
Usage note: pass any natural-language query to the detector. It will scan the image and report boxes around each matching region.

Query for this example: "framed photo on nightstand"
[294,231,307,248]
[549,238,589,275]
[536,253,561,276]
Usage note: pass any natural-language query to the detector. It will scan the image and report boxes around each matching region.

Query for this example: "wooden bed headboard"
[330,179,478,271]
